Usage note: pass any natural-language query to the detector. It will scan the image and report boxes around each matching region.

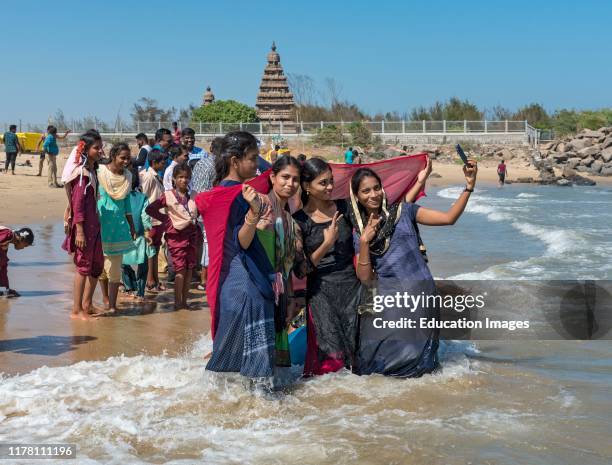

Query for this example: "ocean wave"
[517,193,541,198]
[0,336,480,464]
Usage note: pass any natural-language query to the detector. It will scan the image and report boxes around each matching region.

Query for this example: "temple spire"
[255,42,294,124]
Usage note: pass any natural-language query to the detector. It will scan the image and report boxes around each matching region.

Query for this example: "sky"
[1,0,611,124]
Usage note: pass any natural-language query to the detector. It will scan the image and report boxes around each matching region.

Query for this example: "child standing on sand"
[0,226,34,297]
[62,133,104,320]
[146,163,199,310]
[140,150,167,292]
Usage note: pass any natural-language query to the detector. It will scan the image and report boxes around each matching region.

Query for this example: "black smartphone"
[455,144,470,165]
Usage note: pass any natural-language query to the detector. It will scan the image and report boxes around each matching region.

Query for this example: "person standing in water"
[497,159,507,186]
[62,133,104,320]
[352,158,478,377]
[96,143,137,315]
[293,157,362,375]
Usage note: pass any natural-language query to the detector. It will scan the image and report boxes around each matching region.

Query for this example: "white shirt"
[163,160,177,191]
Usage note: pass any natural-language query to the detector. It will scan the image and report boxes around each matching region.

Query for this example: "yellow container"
[19,132,44,152]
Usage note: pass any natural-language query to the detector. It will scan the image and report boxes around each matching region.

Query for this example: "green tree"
[513,103,549,128]
[312,124,343,146]
[347,121,372,146]
[192,100,258,123]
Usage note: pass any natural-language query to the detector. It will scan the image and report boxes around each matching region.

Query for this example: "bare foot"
[70,312,80,320]
[203,351,212,359]
[92,308,117,317]
[79,312,92,321]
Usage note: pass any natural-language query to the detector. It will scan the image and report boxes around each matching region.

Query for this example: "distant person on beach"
[62,133,104,320]
[146,163,199,310]
[0,226,34,297]
[172,121,181,145]
[3,125,22,175]
[121,163,155,302]
[297,153,307,165]
[96,143,137,315]
[139,149,167,292]
[36,125,71,187]
[182,127,208,169]
[497,159,507,185]
[133,133,151,172]
[352,149,361,164]
[191,136,221,291]
[344,146,354,164]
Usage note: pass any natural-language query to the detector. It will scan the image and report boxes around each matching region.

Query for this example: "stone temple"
[255,42,295,125]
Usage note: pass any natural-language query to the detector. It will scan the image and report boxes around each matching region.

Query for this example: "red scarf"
[195,153,427,340]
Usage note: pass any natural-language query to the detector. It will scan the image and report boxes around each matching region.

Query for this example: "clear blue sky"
[2,0,611,123]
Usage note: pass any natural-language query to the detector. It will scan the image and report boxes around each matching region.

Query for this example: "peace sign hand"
[322,212,342,246]
[361,213,381,243]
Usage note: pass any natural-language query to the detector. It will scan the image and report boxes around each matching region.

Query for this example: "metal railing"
[5,120,532,136]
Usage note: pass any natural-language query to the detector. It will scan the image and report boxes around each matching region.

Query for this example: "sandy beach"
[4,146,607,225]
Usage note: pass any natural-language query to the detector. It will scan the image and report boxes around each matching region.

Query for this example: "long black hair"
[350,167,381,202]
[300,157,331,207]
[269,154,301,190]
[214,131,259,185]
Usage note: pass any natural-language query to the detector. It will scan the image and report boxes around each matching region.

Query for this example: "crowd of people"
[1,125,479,387]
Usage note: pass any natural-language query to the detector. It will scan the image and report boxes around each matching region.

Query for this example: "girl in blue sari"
[205,132,285,387]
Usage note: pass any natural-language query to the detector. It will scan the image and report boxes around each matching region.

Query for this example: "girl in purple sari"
[351,159,478,377]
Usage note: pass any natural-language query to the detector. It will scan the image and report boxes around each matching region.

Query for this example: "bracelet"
[358,260,371,266]
[244,213,259,226]
[464,187,474,193]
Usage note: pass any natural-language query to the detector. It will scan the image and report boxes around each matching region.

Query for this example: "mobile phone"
[455,144,470,165]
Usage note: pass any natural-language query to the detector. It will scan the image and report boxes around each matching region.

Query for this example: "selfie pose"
[352,158,478,377]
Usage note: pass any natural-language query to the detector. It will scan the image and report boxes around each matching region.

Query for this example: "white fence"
[6,120,532,134]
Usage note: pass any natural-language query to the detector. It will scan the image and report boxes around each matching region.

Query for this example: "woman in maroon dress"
[62,133,104,320]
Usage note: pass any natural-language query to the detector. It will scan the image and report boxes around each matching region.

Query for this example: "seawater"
[0,184,611,464]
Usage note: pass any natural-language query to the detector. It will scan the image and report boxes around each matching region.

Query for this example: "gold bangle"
[245,214,259,225]
[358,261,371,266]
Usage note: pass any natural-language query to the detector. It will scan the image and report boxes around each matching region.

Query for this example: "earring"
[306,190,310,196]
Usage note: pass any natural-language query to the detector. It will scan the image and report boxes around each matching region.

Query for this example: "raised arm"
[416,160,478,226]
[57,130,71,140]
[404,156,432,203]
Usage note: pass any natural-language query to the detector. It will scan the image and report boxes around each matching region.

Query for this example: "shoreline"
[2,151,610,226]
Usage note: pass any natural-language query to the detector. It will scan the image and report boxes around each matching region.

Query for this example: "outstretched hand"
[463,159,478,189]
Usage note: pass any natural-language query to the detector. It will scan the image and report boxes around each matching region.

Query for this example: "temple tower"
[255,42,295,124]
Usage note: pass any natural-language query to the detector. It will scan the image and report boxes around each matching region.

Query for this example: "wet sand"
[0,222,211,376]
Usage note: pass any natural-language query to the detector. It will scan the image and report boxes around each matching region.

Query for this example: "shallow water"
[0,184,611,464]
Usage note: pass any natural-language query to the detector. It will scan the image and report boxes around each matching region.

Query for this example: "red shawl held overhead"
[195,153,428,339]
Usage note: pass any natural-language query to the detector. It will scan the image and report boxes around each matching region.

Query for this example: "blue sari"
[206,180,278,379]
